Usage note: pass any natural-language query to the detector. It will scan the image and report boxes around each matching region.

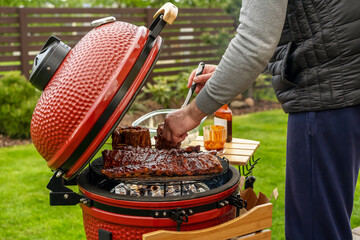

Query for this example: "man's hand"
[162,100,208,144]
[188,64,217,94]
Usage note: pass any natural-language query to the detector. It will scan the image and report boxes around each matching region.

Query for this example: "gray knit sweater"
[196,0,288,114]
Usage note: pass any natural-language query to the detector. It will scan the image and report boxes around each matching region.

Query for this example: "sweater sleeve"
[196,0,288,115]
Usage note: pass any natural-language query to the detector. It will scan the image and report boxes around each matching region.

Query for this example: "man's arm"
[163,0,288,143]
[196,0,288,114]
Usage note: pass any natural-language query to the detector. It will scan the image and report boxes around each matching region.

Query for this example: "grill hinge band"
[229,193,247,217]
[47,170,90,206]
[169,208,189,231]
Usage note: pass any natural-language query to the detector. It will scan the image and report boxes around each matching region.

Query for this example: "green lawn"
[0,109,359,239]
[231,109,289,239]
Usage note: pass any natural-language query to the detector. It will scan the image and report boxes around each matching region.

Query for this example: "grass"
[0,145,85,240]
[231,109,289,239]
[0,109,359,239]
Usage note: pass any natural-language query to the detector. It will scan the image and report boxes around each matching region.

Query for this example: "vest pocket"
[271,41,299,92]
[281,41,298,87]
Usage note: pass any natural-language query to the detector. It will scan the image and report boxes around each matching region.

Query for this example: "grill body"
[81,205,235,240]
[77,164,240,240]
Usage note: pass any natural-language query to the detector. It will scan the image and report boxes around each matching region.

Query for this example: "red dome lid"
[30,4,178,179]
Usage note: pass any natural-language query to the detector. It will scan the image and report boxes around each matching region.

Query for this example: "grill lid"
[30,3,178,179]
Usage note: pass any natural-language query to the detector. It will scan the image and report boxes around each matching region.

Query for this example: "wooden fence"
[0,7,236,80]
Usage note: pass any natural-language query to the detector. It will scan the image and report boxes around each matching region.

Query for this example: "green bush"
[201,29,235,59]
[0,72,41,139]
[223,0,242,26]
[253,74,277,101]
[126,94,149,115]
[142,70,191,108]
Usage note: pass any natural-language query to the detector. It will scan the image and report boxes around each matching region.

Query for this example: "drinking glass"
[203,125,226,154]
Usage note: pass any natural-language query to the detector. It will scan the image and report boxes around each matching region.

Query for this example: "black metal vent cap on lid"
[29,36,71,91]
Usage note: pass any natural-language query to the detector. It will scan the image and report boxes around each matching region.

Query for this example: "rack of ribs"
[154,123,181,150]
[112,126,151,149]
[101,146,223,178]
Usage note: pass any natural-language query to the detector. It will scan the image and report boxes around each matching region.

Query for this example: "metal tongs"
[181,62,205,108]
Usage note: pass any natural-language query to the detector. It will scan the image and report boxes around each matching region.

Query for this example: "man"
[162,0,360,239]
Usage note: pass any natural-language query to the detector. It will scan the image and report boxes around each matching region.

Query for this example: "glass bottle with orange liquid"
[214,104,232,142]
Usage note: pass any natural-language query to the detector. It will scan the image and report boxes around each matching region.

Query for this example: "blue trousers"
[285,105,360,240]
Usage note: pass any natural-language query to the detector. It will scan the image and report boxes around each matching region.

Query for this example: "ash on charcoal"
[110,182,210,197]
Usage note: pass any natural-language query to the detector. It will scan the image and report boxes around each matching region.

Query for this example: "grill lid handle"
[149,3,178,39]
[153,2,178,25]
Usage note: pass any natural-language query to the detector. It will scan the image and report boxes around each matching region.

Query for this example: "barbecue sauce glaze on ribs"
[112,126,151,149]
[102,125,223,178]
[101,146,223,178]
[154,123,181,149]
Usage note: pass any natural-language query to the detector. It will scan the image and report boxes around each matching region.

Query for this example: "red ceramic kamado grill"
[29,3,247,240]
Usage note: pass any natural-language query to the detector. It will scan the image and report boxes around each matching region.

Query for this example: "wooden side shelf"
[189,136,260,166]
[143,203,273,240]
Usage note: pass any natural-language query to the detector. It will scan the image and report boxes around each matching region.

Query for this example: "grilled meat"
[154,123,181,150]
[112,126,151,149]
[101,146,222,178]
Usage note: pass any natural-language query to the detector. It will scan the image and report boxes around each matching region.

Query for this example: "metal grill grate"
[88,156,231,198]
